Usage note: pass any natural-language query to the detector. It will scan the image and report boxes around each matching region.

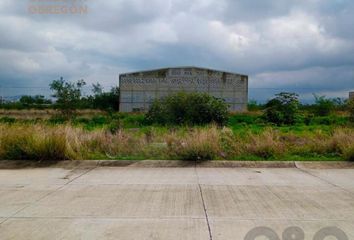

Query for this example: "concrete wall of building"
[119,67,248,112]
[350,92,354,101]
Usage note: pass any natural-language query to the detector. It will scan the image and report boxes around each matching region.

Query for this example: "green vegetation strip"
[0,113,353,161]
[1,89,353,162]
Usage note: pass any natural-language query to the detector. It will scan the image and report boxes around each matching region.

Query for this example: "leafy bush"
[263,92,300,125]
[344,147,354,161]
[247,100,264,111]
[313,94,335,116]
[0,101,51,110]
[311,116,348,125]
[349,99,354,123]
[20,95,52,106]
[82,84,120,111]
[121,114,145,128]
[50,77,86,118]
[48,115,68,125]
[72,115,111,130]
[145,92,229,126]
[0,117,16,124]
[106,113,145,132]
[90,116,109,125]
[228,114,261,125]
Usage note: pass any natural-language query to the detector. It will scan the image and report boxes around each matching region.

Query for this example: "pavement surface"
[0,164,354,239]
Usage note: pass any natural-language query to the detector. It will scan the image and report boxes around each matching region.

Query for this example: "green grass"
[1,112,350,133]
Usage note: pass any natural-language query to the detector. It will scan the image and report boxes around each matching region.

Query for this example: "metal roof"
[120,66,247,77]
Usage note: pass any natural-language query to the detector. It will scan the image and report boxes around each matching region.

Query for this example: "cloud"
[250,66,354,101]
[0,0,353,101]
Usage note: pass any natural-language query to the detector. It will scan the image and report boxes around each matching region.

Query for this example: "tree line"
[0,77,119,112]
[0,77,353,124]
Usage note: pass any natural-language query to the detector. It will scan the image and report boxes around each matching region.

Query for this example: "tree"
[263,92,300,125]
[89,84,119,111]
[19,95,51,106]
[145,92,229,126]
[50,77,86,117]
[313,94,335,116]
[92,83,103,95]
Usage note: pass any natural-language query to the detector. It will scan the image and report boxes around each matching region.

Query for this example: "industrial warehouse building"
[119,67,248,112]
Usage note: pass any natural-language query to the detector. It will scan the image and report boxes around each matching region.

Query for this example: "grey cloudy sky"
[0,0,353,101]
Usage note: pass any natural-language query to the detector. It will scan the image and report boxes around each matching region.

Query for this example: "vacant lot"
[0,112,353,161]
[0,165,353,239]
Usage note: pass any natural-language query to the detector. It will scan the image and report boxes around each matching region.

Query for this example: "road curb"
[295,161,354,169]
[197,161,296,168]
[0,160,352,169]
[100,160,196,168]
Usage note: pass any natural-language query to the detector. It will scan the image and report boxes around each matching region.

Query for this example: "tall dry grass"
[0,123,353,161]
[165,127,222,160]
[0,125,75,160]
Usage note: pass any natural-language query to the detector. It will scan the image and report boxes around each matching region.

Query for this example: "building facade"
[119,67,248,112]
[350,92,354,101]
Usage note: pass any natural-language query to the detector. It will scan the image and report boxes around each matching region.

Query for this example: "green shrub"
[311,116,348,125]
[91,116,109,125]
[248,100,264,111]
[73,117,90,125]
[303,113,314,125]
[145,92,229,126]
[349,99,354,123]
[263,92,300,125]
[0,117,16,124]
[228,114,261,125]
[344,148,354,161]
[48,115,68,124]
[313,95,335,116]
[107,119,122,134]
[0,96,52,110]
[83,84,120,111]
[50,77,86,118]
[20,95,52,106]
[175,144,216,161]
[122,114,145,128]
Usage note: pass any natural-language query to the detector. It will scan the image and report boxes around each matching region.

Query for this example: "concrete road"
[0,165,354,239]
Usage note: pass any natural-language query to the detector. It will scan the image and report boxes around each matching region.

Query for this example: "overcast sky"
[0,0,353,102]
